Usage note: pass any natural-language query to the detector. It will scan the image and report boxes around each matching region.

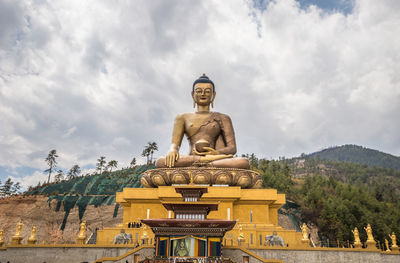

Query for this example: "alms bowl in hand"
[195,139,210,153]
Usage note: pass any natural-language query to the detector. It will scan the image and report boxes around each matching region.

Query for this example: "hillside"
[0,195,122,244]
[25,165,153,230]
[304,144,400,170]
[0,165,153,244]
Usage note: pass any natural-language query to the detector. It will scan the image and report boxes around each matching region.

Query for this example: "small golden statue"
[237,223,245,246]
[389,232,399,252]
[15,221,23,237]
[301,223,309,241]
[352,227,362,248]
[0,229,4,247]
[12,221,23,245]
[364,224,374,242]
[238,224,244,239]
[364,224,377,250]
[77,220,86,244]
[28,225,37,245]
[385,239,391,252]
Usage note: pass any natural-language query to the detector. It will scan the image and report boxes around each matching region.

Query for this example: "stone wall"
[0,245,154,263]
[2,246,400,263]
[223,247,400,263]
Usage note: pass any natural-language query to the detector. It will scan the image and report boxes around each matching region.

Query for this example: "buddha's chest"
[184,114,221,137]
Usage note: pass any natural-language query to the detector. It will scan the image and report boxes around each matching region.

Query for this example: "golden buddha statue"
[77,220,86,244]
[0,229,4,247]
[12,221,24,245]
[352,227,362,248]
[385,239,391,252]
[142,74,261,188]
[364,224,374,242]
[390,232,399,251]
[390,232,398,247]
[28,225,37,245]
[156,74,249,169]
[301,223,309,241]
[15,221,23,237]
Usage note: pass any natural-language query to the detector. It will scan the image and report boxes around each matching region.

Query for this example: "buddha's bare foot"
[209,157,250,169]
[155,155,250,169]
[199,154,233,162]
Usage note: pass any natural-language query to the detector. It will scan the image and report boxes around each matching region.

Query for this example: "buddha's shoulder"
[175,112,194,118]
[174,112,231,120]
[212,112,232,120]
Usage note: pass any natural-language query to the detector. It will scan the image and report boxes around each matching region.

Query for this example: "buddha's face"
[179,240,185,248]
[192,82,216,106]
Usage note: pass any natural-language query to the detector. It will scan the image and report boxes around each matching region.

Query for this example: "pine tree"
[107,160,118,172]
[67,165,81,179]
[45,149,58,183]
[54,170,64,182]
[130,157,136,168]
[0,178,20,197]
[96,156,106,173]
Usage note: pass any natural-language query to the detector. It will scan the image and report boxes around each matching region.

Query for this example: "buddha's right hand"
[165,149,180,167]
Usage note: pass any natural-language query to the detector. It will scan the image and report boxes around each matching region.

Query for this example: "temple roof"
[162,202,218,213]
[141,218,236,236]
[174,186,208,198]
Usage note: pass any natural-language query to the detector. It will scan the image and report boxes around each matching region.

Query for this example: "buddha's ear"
[211,91,216,108]
[191,91,196,108]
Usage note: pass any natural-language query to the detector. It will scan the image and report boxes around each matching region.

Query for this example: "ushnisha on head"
[192,74,216,108]
[192,73,215,92]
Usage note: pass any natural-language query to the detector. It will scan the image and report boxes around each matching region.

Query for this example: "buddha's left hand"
[193,147,219,156]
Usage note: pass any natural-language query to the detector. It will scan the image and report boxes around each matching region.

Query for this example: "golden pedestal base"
[391,246,399,253]
[141,167,261,189]
[28,238,37,245]
[300,239,310,248]
[11,236,23,245]
[365,240,378,251]
[77,237,85,245]
[353,242,362,249]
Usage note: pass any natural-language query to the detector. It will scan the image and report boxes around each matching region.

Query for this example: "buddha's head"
[192,74,216,107]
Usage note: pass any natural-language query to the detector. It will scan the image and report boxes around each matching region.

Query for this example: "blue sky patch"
[0,165,40,181]
[253,0,355,15]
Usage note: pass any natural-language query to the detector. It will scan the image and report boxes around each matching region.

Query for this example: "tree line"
[247,154,400,246]
[0,178,21,197]
[43,141,158,183]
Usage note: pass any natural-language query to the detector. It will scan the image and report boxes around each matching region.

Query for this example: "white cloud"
[0,0,399,182]
[10,171,48,189]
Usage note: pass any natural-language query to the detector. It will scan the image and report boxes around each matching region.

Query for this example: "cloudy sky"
[1,0,399,188]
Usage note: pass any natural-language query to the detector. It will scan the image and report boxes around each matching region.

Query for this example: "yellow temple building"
[97,183,303,249]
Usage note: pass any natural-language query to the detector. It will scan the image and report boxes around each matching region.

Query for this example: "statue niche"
[141,74,261,189]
